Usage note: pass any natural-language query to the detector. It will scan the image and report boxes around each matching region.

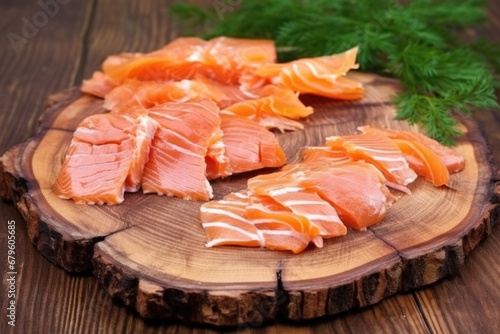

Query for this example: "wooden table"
[1,1,499,333]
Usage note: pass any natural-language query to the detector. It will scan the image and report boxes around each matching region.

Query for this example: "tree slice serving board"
[1,73,499,326]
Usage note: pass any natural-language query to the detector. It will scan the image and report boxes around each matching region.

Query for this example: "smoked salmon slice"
[52,113,146,205]
[205,127,231,180]
[254,47,364,100]
[121,110,158,192]
[141,100,221,201]
[214,114,287,176]
[200,191,310,254]
[299,162,392,229]
[101,39,203,85]
[94,37,276,89]
[81,71,116,98]
[366,125,466,173]
[391,138,450,187]
[201,37,277,86]
[200,192,265,248]
[103,79,226,110]
[326,127,418,188]
[248,160,391,230]
[221,85,313,131]
[265,191,347,239]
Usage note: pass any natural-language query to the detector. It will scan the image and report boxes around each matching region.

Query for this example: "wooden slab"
[1,73,498,326]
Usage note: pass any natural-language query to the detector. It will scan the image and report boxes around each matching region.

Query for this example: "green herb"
[170,0,499,145]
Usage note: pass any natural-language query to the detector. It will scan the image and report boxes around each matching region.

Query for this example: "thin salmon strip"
[123,112,158,192]
[53,114,140,205]
[269,191,347,239]
[391,139,450,187]
[249,190,346,246]
[200,191,310,253]
[247,164,304,197]
[221,91,312,132]
[365,125,466,173]
[326,127,418,187]
[205,127,231,180]
[103,79,226,110]
[246,195,323,247]
[301,152,397,205]
[216,114,287,175]
[259,229,311,254]
[299,146,350,165]
[254,47,364,100]
[200,194,265,248]
[141,100,221,200]
[81,71,117,98]
[103,54,198,86]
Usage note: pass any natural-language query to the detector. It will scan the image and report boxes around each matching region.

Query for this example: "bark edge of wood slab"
[1,73,499,326]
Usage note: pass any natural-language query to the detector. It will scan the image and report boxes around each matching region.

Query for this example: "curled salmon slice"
[221,87,312,132]
[392,138,450,187]
[326,127,418,188]
[269,191,347,239]
[254,47,364,100]
[364,125,466,173]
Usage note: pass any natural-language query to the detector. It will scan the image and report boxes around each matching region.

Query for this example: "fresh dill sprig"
[170,0,499,145]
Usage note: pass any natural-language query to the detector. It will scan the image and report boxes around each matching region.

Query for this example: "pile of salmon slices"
[51,36,466,254]
[200,125,465,254]
[53,36,363,204]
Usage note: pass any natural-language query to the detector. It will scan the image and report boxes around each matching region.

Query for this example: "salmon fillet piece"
[103,79,226,110]
[200,191,311,254]
[141,100,221,201]
[221,85,313,132]
[326,127,418,188]
[365,125,466,173]
[217,114,287,175]
[254,47,364,100]
[52,113,149,205]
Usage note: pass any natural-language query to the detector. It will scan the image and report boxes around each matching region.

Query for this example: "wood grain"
[1,0,500,332]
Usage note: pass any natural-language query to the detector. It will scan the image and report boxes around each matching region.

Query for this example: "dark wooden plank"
[81,0,176,80]
[0,0,90,153]
[0,1,92,333]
